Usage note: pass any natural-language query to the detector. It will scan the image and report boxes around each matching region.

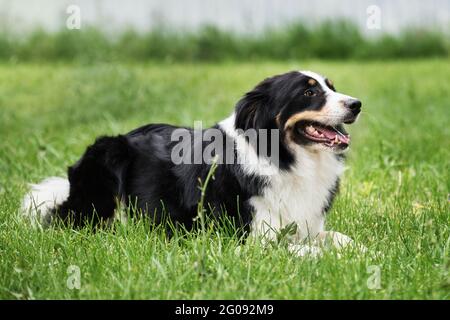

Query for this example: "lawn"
[0,60,448,299]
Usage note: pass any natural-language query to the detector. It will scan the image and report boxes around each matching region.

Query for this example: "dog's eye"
[304,89,315,97]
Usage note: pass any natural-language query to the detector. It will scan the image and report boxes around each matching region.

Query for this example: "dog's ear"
[235,93,263,131]
[234,80,273,131]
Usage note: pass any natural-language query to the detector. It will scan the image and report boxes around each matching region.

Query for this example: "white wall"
[0,0,448,34]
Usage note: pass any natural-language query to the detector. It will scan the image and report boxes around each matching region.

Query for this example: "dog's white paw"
[288,244,322,258]
[315,231,367,253]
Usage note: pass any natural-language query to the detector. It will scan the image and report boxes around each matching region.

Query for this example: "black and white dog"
[22,70,362,255]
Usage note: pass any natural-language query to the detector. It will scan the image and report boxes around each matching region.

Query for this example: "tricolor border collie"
[22,70,362,255]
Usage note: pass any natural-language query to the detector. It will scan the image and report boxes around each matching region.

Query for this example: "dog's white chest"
[249,150,345,240]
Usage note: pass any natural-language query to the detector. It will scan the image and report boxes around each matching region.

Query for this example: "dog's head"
[234,70,361,154]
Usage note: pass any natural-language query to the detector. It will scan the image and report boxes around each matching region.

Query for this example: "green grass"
[0,60,449,299]
[1,22,449,62]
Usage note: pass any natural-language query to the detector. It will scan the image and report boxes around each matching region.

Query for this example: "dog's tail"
[21,177,70,226]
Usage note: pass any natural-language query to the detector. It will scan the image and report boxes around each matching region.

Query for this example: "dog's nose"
[346,99,361,115]
[347,99,361,110]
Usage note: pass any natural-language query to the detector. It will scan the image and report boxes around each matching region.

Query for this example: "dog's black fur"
[56,124,265,233]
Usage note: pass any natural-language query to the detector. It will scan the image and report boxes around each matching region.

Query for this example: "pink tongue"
[318,127,350,144]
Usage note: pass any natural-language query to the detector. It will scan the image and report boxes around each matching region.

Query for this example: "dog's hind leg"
[54,135,132,227]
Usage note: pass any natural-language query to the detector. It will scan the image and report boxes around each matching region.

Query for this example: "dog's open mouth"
[296,121,350,149]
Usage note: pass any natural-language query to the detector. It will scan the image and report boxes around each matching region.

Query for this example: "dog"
[22,70,362,255]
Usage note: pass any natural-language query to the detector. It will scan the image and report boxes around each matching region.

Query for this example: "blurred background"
[0,0,448,62]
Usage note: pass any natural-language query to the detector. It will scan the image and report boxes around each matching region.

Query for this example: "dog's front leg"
[288,231,362,257]
[313,231,354,249]
[313,231,367,253]
[287,243,322,257]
